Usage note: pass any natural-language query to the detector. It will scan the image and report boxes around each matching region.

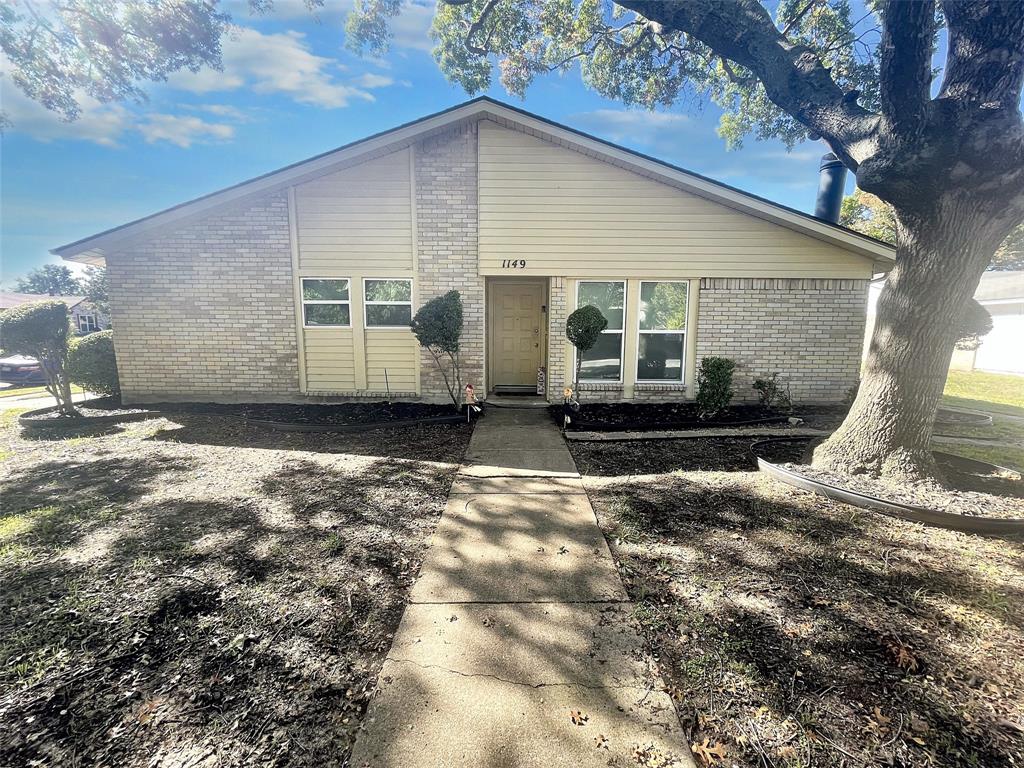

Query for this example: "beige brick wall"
[106,192,300,403]
[414,122,485,403]
[695,278,867,404]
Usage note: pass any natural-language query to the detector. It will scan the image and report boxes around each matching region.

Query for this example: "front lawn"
[0,410,471,767]
[570,438,1024,768]
[944,370,1024,417]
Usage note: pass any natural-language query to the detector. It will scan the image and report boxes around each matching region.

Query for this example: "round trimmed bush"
[68,330,120,396]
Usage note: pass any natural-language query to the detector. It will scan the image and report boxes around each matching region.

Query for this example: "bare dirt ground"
[570,438,1024,768]
[0,410,471,768]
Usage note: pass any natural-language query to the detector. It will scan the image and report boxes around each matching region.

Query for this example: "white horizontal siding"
[365,329,418,391]
[302,329,356,390]
[478,121,873,279]
[294,148,413,272]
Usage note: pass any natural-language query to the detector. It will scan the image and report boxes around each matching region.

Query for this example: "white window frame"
[301,277,351,328]
[636,280,689,384]
[363,278,414,329]
[77,314,99,333]
[575,280,626,385]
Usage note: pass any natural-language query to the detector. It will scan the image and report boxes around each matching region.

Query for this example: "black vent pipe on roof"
[814,152,848,224]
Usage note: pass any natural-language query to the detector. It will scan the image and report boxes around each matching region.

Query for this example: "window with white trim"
[77,314,99,334]
[576,281,625,382]
[637,281,688,382]
[364,279,413,327]
[301,278,350,327]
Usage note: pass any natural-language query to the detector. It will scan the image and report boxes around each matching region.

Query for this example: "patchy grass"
[0,384,84,400]
[940,443,1024,473]
[0,409,471,767]
[572,438,1024,768]
[935,412,1024,442]
[944,370,1024,417]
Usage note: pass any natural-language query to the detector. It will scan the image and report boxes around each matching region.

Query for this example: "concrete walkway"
[350,408,694,768]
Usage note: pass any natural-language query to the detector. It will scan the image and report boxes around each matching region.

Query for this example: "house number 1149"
[501,259,527,269]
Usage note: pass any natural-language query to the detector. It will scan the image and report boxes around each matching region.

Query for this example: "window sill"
[634,382,689,391]
[577,382,623,391]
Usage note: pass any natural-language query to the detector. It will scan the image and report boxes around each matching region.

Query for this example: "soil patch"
[158,400,456,426]
[570,437,804,476]
[575,456,1024,767]
[0,412,471,767]
[552,402,792,431]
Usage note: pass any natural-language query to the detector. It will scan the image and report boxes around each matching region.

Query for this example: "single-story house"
[0,291,107,335]
[53,97,894,405]
[950,270,1024,375]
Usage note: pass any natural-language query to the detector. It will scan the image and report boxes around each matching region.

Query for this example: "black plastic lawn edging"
[223,412,469,433]
[934,407,993,427]
[750,438,1024,536]
[18,402,160,431]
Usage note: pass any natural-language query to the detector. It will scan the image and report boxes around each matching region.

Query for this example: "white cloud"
[168,27,380,108]
[188,103,251,121]
[571,109,690,150]
[353,73,395,88]
[390,1,435,53]
[138,114,235,148]
[0,77,130,146]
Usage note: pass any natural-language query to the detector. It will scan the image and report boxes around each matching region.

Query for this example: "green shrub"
[752,372,792,411]
[68,330,120,396]
[410,290,464,409]
[565,305,608,390]
[955,299,993,351]
[696,356,736,419]
[0,300,78,415]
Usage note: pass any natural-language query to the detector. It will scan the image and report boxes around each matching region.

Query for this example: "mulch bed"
[157,400,457,426]
[569,436,805,476]
[552,402,792,431]
[791,458,1024,519]
[0,412,471,767]
[574,453,1024,767]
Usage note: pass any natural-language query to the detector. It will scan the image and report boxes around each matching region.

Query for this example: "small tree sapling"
[410,290,464,410]
[565,305,608,397]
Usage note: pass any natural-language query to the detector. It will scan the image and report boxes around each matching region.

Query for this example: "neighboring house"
[53,98,894,406]
[950,271,1024,375]
[0,291,108,335]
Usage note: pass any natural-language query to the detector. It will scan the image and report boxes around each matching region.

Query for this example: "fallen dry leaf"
[690,738,728,766]
[570,709,589,726]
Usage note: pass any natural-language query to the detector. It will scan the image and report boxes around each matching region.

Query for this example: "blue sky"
[1,0,851,285]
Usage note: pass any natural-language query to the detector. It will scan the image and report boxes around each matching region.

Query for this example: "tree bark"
[813,194,1015,483]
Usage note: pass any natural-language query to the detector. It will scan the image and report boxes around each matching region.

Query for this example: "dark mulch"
[22,396,153,420]
[0,411,471,767]
[551,401,791,431]
[571,446,1024,767]
[570,437,806,476]
[156,400,457,426]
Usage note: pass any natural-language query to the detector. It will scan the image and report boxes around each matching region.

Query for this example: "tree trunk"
[813,194,1011,483]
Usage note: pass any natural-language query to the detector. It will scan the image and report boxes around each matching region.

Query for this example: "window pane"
[365,279,411,302]
[304,303,350,326]
[639,282,688,331]
[637,333,684,381]
[366,304,412,327]
[580,333,622,380]
[577,282,624,330]
[303,279,349,301]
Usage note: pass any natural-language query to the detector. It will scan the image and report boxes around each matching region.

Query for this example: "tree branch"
[462,0,500,56]
[614,0,880,169]
[879,0,935,136]
[939,0,1024,110]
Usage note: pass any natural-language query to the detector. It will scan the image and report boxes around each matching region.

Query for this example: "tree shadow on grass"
[0,447,460,768]
[584,468,1024,768]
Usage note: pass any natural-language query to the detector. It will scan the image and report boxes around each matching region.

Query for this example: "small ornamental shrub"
[565,305,608,392]
[955,299,993,351]
[696,356,736,419]
[68,330,120,396]
[752,372,792,412]
[410,290,464,409]
[0,300,78,415]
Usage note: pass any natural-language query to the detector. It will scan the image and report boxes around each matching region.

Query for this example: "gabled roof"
[53,96,896,266]
[0,291,88,310]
